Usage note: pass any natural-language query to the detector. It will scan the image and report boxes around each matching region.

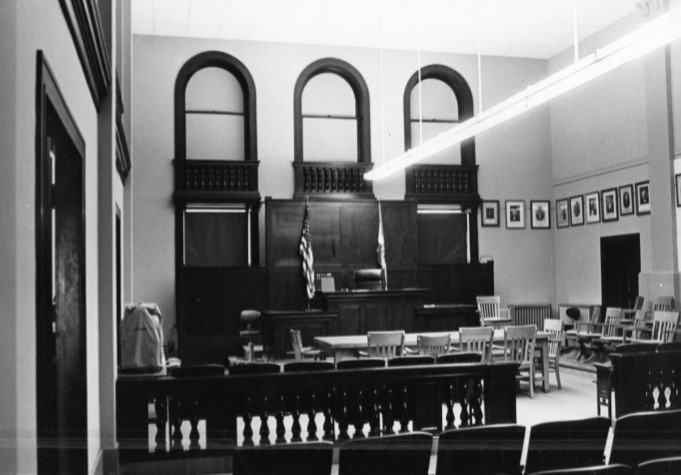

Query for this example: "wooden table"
[314,329,553,392]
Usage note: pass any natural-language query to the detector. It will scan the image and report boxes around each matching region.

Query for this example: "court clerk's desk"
[322,287,429,335]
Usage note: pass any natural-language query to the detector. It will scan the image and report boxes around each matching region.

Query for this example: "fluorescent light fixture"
[365,5,681,181]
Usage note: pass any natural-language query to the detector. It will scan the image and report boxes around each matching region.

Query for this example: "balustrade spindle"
[444,381,456,430]
[369,386,381,437]
[323,389,335,441]
[259,396,270,445]
[243,395,254,445]
[307,392,318,441]
[189,400,201,450]
[291,393,302,442]
[399,385,410,433]
[353,388,365,439]
[383,386,395,435]
[275,394,287,444]
[337,387,350,440]
[155,397,167,450]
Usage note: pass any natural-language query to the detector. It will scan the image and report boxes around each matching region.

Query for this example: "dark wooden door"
[36,53,88,474]
[600,234,641,310]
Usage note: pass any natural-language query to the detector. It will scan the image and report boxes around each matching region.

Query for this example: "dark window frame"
[174,50,257,162]
[293,58,371,164]
[403,64,475,166]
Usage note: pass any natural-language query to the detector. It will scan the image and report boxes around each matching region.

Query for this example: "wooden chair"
[290,329,322,361]
[437,352,482,364]
[338,431,433,475]
[584,308,623,363]
[416,333,451,359]
[366,330,405,359]
[476,295,511,327]
[652,296,674,312]
[387,355,434,366]
[630,311,679,344]
[565,307,601,360]
[593,343,656,419]
[526,465,633,475]
[525,416,611,474]
[459,326,494,363]
[336,358,385,369]
[504,325,537,398]
[541,319,563,389]
[609,408,681,468]
[635,456,681,475]
[436,424,525,475]
[233,441,334,475]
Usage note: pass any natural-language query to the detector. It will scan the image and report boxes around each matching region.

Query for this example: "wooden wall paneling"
[267,200,307,267]
[382,201,417,272]
[177,268,266,364]
[417,263,494,304]
[340,202,378,265]
[309,202,341,265]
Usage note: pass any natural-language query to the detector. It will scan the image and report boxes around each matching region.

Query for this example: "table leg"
[540,339,550,392]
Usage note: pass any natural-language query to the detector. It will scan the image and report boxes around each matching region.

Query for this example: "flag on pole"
[377,199,388,290]
[299,199,315,300]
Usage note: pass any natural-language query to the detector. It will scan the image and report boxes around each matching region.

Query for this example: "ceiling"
[130,0,646,59]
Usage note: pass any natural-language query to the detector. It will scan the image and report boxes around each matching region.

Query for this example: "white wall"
[0,1,103,472]
[132,35,556,333]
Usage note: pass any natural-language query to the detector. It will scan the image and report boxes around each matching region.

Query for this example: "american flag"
[299,200,315,300]
[377,199,388,290]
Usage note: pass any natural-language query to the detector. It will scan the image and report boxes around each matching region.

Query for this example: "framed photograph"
[569,195,584,226]
[619,184,634,216]
[676,174,681,207]
[530,201,551,229]
[602,188,619,222]
[505,200,525,229]
[585,192,600,224]
[481,200,500,227]
[556,199,569,228]
[635,181,650,215]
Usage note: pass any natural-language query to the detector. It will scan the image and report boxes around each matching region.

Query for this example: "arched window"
[175,51,257,162]
[294,58,370,164]
[403,65,474,166]
[173,51,259,268]
[404,65,478,263]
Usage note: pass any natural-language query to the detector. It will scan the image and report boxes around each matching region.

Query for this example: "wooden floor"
[119,364,607,475]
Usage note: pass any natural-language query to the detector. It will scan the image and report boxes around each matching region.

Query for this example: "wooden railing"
[293,162,374,199]
[610,349,681,417]
[173,159,260,202]
[405,165,479,204]
[117,362,518,457]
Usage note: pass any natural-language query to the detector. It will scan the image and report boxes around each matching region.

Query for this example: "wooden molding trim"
[59,0,111,110]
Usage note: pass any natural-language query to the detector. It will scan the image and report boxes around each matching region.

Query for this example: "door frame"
[35,50,88,473]
[600,233,641,310]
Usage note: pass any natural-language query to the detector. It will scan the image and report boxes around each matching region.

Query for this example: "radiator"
[509,304,552,330]
[558,303,596,325]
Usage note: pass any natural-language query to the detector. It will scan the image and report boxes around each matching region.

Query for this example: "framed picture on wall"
[556,199,569,228]
[569,195,584,226]
[481,200,500,227]
[619,184,634,216]
[635,181,650,215]
[530,201,551,229]
[677,174,681,207]
[602,188,619,222]
[585,192,600,224]
[505,200,525,229]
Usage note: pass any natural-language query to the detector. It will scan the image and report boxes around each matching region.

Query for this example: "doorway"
[36,52,88,474]
[600,234,641,310]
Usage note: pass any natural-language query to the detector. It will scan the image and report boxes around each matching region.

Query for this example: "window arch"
[403,65,475,166]
[174,51,257,162]
[294,58,371,164]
